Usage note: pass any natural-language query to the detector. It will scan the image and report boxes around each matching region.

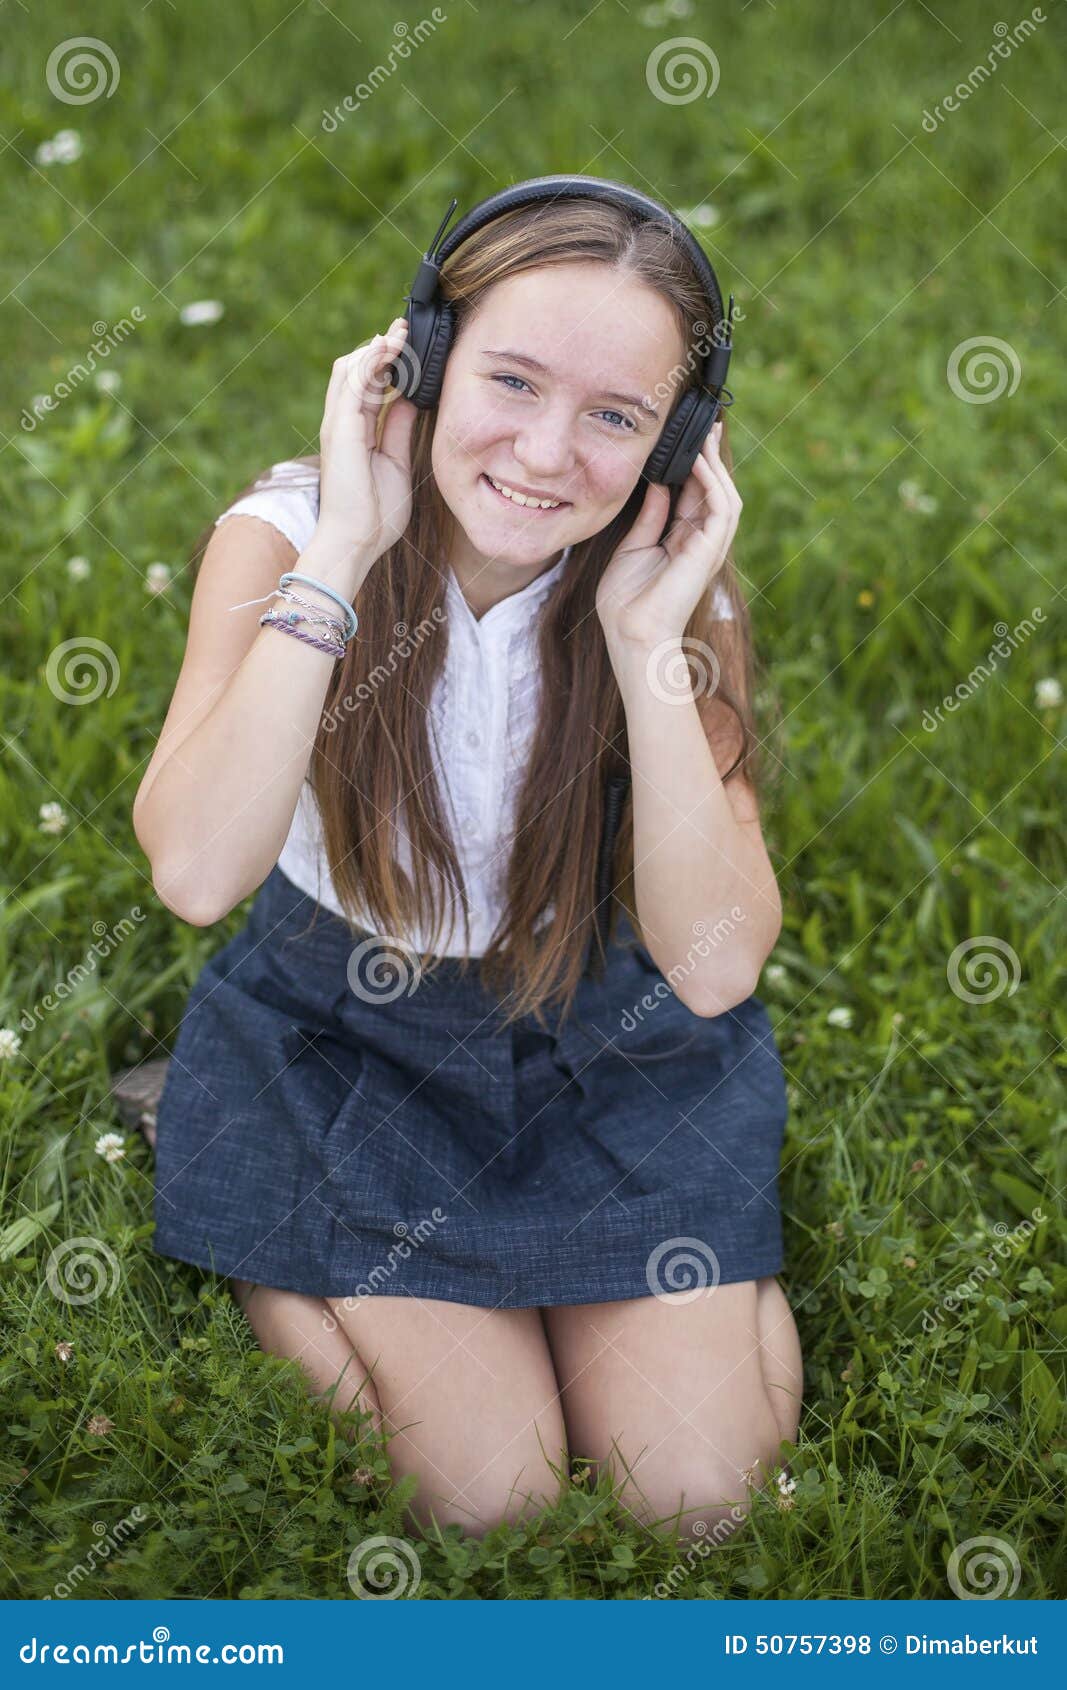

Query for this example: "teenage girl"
[133,177,803,1544]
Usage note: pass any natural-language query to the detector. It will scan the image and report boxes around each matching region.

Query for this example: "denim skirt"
[151,864,789,1308]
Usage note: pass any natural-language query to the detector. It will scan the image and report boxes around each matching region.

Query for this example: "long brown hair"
[189,196,779,1029]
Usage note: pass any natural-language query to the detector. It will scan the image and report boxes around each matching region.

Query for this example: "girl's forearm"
[613,642,782,1016]
[136,626,340,924]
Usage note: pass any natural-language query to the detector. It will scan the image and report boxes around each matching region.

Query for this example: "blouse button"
[466,729,481,748]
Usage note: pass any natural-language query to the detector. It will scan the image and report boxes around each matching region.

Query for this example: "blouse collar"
[446,544,573,640]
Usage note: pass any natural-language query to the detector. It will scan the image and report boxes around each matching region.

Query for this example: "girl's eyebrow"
[479,347,660,420]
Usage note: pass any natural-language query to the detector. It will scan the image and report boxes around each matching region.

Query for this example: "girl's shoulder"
[214,459,321,556]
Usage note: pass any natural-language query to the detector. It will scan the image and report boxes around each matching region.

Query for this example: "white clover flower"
[777,1471,797,1494]
[66,555,91,581]
[36,129,83,166]
[38,801,69,834]
[179,299,224,327]
[827,1006,853,1029]
[53,129,83,163]
[1035,677,1062,709]
[899,479,937,513]
[0,1028,24,1060]
[94,370,122,394]
[145,562,172,594]
[764,963,787,985]
[678,203,719,229]
[94,1131,126,1163]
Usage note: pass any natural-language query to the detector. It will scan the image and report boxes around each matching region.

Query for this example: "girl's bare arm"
[132,519,374,925]
[133,319,416,926]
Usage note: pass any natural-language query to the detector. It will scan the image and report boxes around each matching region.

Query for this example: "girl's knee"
[604,1393,787,1544]
[403,1473,552,1541]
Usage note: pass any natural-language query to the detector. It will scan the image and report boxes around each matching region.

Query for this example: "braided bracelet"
[227,569,359,644]
[280,570,358,641]
[260,617,345,660]
[273,583,348,633]
[261,597,346,643]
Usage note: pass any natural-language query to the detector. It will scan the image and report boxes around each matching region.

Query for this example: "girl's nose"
[512,420,575,479]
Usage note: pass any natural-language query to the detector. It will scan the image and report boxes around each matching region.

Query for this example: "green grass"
[1,0,1064,1598]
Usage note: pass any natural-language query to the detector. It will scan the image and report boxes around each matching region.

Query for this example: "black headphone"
[388,172,735,487]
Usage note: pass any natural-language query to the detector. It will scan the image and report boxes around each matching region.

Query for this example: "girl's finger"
[689,449,727,514]
[694,440,738,514]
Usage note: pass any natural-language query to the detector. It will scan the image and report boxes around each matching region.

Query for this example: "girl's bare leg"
[326,1294,569,1539]
[230,1277,383,1441]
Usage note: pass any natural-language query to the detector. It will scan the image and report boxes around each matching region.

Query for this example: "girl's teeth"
[488,476,560,509]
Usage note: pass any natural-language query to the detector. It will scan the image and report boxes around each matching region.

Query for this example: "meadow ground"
[0,0,1063,1597]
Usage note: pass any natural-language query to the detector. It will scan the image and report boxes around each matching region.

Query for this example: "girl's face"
[431,261,687,575]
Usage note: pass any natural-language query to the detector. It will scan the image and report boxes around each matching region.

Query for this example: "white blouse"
[215,460,735,956]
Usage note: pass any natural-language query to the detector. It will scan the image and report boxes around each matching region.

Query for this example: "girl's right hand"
[315,316,418,567]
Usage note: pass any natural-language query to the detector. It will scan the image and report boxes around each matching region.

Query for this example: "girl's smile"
[478,471,572,514]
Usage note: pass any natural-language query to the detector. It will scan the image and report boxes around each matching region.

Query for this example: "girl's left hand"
[595,417,741,649]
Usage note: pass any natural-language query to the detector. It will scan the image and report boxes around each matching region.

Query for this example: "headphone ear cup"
[642,389,701,486]
[403,298,455,410]
[644,389,722,486]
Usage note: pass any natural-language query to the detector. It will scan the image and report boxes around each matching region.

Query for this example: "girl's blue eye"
[491,373,635,432]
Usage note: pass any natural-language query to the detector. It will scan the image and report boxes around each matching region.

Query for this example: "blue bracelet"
[279,571,358,642]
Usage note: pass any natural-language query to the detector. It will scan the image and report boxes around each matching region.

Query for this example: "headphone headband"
[406,173,734,404]
[394,172,735,488]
